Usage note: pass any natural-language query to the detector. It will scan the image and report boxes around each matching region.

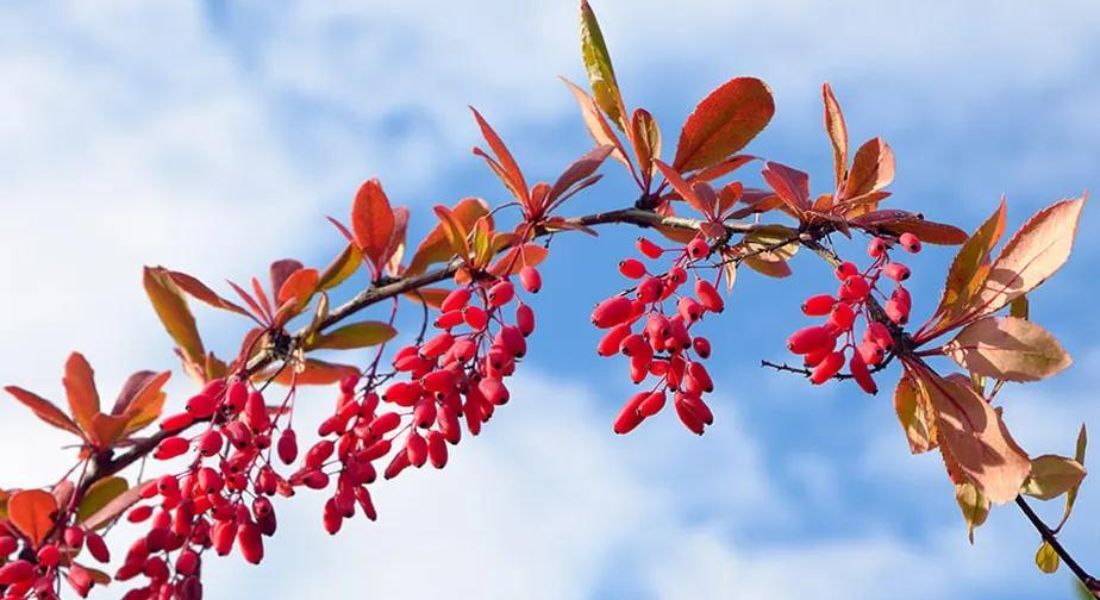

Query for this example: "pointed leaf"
[276,268,319,309]
[268,359,361,386]
[311,321,397,351]
[82,483,145,530]
[761,161,810,215]
[63,353,100,435]
[579,0,627,129]
[4,386,81,436]
[489,244,549,277]
[76,477,129,523]
[955,482,989,543]
[973,195,1087,319]
[269,259,304,301]
[672,77,774,173]
[549,145,614,206]
[630,108,661,180]
[351,178,396,275]
[1022,455,1086,501]
[562,78,631,170]
[912,364,1031,504]
[318,244,362,291]
[822,83,848,188]
[944,317,1072,382]
[161,270,250,317]
[843,137,894,199]
[144,267,205,364]
[407,198,490,275]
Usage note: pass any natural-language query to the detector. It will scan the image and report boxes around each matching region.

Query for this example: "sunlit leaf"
[672,77,774,173]
[351,178,397,275]
[62,352,100,435]
[944,317,1072,382]
[822,83,848,188]
[161,269,251,317]
[630,108,661,181]
[1022,455,1086,501]
[318,244,362,291]
[82,483,145,530]
[143,266,205,364]
[561,78,631,170]
[894,368,937,454]
[1035,541,1060,574]
[955,482,989,543]
[267,359,360,386]
[842,137,894,199]
[579,0,627,129]
[4,386,81,436]
[407,198,490,275]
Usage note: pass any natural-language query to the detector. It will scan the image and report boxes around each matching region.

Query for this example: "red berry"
[838,275,870,301]
[427,430,448,469]
[787,326,834,355]
[695,279,724,313]
[516,304,536,336]
[0,560,33,586]
[613,392,648,434]
[86,533,109,563]
[277,429,298,465]
[867,237,888,258]
[159,411,194,432]
[198,430,224,457]
[802,294,836,316]
[463,306,489,330]
[849,352,878,395]
[883,262,910,281]
[519,266,542,293]
[835,261,859,280]
[185,393,217,418]
[885,298,909,325]
[36,543,60,568]
[598,324,632,356]
[636,237,663,259]
[591,296,633,328]
[407,431,428,467]
[687,237,709,260]
[674,395,706,435]
[692,337,711,359]
[899,232,921,253]
[618,258,646,279]
[441,287,472,312]
[154,436,189,460]
[810,351,845,385]
[488,280,515,306]
[827,302,856,332]
[636,277,664,303]
[638,391,667,417]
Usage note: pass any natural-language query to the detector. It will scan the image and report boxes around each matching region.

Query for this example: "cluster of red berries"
[382,268,539,478]
[785,232,922,393]
[0,522,108,598]
[592,234,722,435]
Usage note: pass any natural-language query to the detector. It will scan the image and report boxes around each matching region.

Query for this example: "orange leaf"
[8,489,57,547]
[672,77,774,173]
[927,200,1007,336]
[630,108,661,182]
[433,205,470,261]
[761,161,810,217]
[276,268,319,308]
[973,194,1087,319]
[89,413,129,449]
[63,353,100,436]
[268,359,361,386]
[470,107,530,207]
[385,207,410,275]
[161,269,250,317]
[893,368,937,454]
[318,244,362,291]
[822,83,848,189]
[404,287,450,309]
[407,198,490,275]
[489,244,549,276]
[143,267,205,364]
[4,386,81,436]
[562,78,632,171]
[549,145,614,208]
[842,137,894,199]
[351,178,397,275]
[653,160,707,216]
[120,371,171,435]
[910,363,1031,504]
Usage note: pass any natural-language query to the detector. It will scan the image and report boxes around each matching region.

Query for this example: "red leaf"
[8,489,57,547]
[653,160,708,217]
[269,260,304,301]
[4,386,81,436]
[351,178,397,276]
[673,77,774,173]
[267,359,361,386]
[761,161,810,216]
[822,83,848,188]
[489,244,549,276]
[843,137,894,199]
[561,78,633,173]
[407,198,491,275]
[276,268,319,308]
[63,353,100,436]
[549,145,614,208]
[470,107,530,207]
[161,270,251,318]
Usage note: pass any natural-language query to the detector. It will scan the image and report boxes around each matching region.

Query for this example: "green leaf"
[143,266,205,364]
[579,0,626,130]
[311,321,397,351]
[76,476,129,524]
[955,482,989,544]
[1022,454,1086,501]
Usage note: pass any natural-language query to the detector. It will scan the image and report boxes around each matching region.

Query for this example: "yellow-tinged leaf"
[973,195,1086,319]
[407,198,490,275]
[943,316,1072,382]
[631,108,661,179]
[76,476,129,523]
[744,255,792,278]
[62,352,100,435]
[561,78,631,169]
[1022,455,1086,501]
[673,77,774,173]
[955,482,989,543]
[82,483,145,530]
[579,0,626,130]
[8,489,57,547]
[1058,424,1088,530]
[742,225,799,263]
[1035,541,1060,574]
[912,363,1031,504]
[318,244,362,291]
[4,386,81,436]
[310,321,397,351]
[120,371,171,435]
[144,266,205,364]
[894,368,937,454]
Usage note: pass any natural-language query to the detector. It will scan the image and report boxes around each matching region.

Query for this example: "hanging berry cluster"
[592,233,723,435]
[785,232,921,393]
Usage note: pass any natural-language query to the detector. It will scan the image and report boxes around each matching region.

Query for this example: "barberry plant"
[0,2,1093,597]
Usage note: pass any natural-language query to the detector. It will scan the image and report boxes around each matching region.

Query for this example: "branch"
[1016,496,1100,596]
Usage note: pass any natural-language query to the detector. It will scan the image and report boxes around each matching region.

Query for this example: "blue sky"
[1,1,1099,598]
